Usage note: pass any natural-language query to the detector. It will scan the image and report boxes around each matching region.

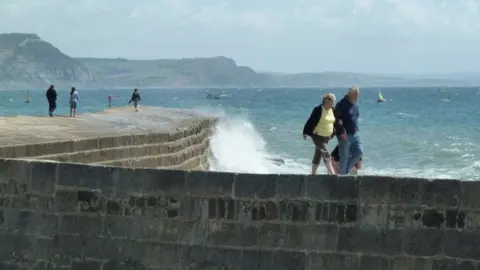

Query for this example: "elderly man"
[334,86,363,175]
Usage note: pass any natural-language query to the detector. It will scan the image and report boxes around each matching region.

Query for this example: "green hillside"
[0,33,474,89]
[0,33,94,89]
[78,56,265,87]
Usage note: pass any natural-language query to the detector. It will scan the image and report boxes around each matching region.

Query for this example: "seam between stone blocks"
[97,139,209,166]
[33,128,211,161]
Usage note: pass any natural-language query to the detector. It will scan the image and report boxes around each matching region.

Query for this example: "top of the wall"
[0,106,215,147]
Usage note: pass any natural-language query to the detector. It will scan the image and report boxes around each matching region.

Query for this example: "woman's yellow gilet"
[313,106,335,137]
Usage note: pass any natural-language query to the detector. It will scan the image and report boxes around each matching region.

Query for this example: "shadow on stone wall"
[1,159,480,269]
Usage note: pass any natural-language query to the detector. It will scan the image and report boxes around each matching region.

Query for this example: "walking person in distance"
[303,93,337,175]
[45,85,57,117]
[128,88,141,112]
[334,86,363,175]
[69,87,79,117]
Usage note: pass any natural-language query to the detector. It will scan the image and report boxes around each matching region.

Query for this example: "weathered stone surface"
[57,163,114,191]
[141,169,186,196]
[71,260,103,270]
[186,171,234,197]
[461,181,480,208]
[360,255,392,270]
[234,173,277,199]
[0,107,214,150]
[306,174,358,201]
[307,252,360,270]
[0,158,31,184]
[276,174,306,198]
[205,221,258,247]
[0,209,57,236]
[242,249,306,270]
[444,231,480,260]
[432,259,477,270]
[424,179,461,207]
[2,156,480,269]
[392,257,434,270]
[359,176,426,205]
[0,107,217,172]
[29,161,58,195]
[403,229,445,256]
[58,214,103,236]
[337,227,403,255]
[2,107,480,269]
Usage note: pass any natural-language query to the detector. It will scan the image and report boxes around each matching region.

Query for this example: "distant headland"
[0,33,479,89]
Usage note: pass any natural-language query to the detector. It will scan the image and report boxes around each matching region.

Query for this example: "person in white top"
[69,87,79,117]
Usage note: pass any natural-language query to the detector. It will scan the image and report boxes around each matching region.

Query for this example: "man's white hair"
[347,86,359,94]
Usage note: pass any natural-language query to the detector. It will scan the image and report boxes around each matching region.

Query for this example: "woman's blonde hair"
[322,93,336,104]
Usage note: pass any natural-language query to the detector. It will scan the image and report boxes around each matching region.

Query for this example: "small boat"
[25,91,31,103]
[377,90,385,103]
[206,93,220,100]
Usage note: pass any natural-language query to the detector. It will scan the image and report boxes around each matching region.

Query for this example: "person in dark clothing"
[128,88,141,112]
[302,93,336,175]
[45,85,57,117]
[334,86,363,175]
[331,145,362,175]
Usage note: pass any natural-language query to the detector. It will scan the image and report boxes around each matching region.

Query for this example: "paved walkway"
[0,106,214,146]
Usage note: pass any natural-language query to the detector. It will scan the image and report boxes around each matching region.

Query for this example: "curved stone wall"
[0,107,217,171]
[0,159,479,270]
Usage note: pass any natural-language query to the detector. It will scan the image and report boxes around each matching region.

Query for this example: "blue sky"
[1,0,480,73]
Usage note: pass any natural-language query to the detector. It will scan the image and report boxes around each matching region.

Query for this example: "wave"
[396,112,417,118]
[207,113,309,174]
[205,108,479,180]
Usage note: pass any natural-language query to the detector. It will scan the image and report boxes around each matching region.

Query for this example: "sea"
[1,87,479,180]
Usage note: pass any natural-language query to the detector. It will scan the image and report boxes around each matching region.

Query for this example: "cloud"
[1,0,480,73]
[2,0,480,38]
[385,0,480,36]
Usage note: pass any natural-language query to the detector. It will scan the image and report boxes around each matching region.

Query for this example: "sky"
[1,0,480,74]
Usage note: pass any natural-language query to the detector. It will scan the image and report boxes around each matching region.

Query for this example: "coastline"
[2,85,480,91]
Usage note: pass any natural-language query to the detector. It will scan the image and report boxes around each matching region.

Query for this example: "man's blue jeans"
[338,133,363,175]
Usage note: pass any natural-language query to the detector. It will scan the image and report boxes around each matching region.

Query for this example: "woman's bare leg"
[331,161,339,175]
[311,164,319,175]
[324,158,336,175]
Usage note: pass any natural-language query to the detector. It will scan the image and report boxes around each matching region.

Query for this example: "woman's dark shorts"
[311,134,331,165]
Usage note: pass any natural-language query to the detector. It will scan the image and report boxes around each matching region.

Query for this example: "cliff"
[0,33,476,89]
[0,33,262,89]
[0,33,95,89]
[79,56,264,88]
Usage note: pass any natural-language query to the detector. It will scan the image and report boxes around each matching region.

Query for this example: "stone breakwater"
[0,107,479,270]
[0,107,217,171]
[1,159,480,269]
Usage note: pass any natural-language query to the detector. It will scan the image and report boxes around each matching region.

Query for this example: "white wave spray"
[208,114,309,174]
[204,108,480,180]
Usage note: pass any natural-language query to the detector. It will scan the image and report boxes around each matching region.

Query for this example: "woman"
[69,87,79,117]
[331,145,362,175]
[302,93,336,175]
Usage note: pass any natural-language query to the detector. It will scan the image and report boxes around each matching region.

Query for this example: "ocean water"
[1,87,479,180]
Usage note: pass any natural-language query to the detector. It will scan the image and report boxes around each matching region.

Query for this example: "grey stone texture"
[0,108,479,269]
[0,106,217,171]
[1,160,480,269]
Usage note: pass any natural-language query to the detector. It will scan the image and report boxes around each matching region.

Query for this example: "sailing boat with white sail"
[377,89,385,103]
